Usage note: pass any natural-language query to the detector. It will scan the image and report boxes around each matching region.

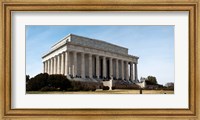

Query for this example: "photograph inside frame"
[26,25,174,94]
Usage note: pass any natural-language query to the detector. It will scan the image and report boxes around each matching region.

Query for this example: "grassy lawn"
[27,89,174,94]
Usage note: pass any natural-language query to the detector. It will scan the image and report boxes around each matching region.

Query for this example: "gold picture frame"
[0,0,199,119]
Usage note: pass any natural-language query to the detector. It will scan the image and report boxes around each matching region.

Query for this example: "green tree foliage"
[26,73,97,91]
[103,86,109,90]
[47,74,71,91]
[26,73,49,91]
[26,75,30,83]
[146,76,157,85]
[165,82,174,90]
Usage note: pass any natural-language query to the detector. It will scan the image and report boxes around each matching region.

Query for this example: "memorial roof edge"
[70,34,128,50]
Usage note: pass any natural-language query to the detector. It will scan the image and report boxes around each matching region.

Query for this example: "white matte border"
[11,11,188,109]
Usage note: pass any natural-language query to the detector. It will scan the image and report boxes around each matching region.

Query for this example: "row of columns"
[43,51,138,81]
[43,52,68,75]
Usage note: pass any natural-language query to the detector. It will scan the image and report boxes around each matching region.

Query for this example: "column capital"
[95,54,99,57]
[88,53,92,57]
[72,50,77,53]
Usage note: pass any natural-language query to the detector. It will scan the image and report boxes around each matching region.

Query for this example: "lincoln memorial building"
[42,34,139,82]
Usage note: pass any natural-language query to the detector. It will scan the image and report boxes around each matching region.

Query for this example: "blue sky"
[26,25,174,85]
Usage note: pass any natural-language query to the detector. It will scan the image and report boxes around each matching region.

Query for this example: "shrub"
[26,73,49,91]
[112,86,116,90]
[114,80,140,89]
[69,81,97,91]
[26,73,99,92]
[26,75,30,83]
[103,86,109,90]
[47,74,71,91]
[40,86,57,91]
[26,73,71,91]
[67,88,74,91]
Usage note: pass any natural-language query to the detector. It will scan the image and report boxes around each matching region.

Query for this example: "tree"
[26,73,49,91]
[165,82,174,87]
[165,82,174,90]
[26,73,98,91]
[26,75,30,83]
[47,74,71,91]
[146,76,157,85]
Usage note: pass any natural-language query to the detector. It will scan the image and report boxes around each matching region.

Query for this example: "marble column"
[103,56,106,78]
[61,53,64,74]
[116,59,118,79]
[130,62,133,81]
[109,58,113,78]
[121,60,124,80]
[43,62,45,73]
[81,53,85,78]
[45,61,47,73]
[64,51,68,76]
[135,63,138,81]
[51,57,54,74]
[125,61,129,80]
[57,55,60,74]
[68,52,71,75]
[47,61,49,73]
[49,59,51,74]
[73,51,77,77]
[43,61,46,73]
[47,60,50,74]
[96,55,99,78]
[50,58,53,74]
[88,54,92,78]
[53,57,57,74]
[48,59,51,74]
